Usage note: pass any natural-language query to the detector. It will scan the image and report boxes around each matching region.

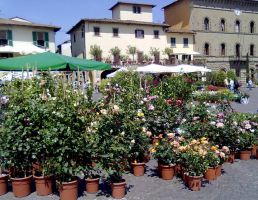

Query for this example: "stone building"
[164,0,258,82]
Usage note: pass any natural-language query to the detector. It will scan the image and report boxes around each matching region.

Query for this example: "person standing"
[224,78,229,89]
[229,79,234,92]
[248,79,253,91]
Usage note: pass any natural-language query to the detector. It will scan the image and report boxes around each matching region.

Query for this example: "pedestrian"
[224,78,229,89]
[229,79,234,92]
[234,79,240,93]
[248,79,253,91]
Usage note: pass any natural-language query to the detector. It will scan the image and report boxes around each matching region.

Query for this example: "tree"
[127,46,137,62]
[149,47,160,57]
[89,45,102,61]
[110,47,121,64]
[163,47,173,59]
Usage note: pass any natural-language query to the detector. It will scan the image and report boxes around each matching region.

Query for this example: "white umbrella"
[136,64,171,73]
[107,67,129,78]
[167,64,211,73]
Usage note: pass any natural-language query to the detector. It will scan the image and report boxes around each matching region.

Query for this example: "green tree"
[127,46,137,62]
[149,47,160,57]
[163,47,173,59]
[89,45,102,61]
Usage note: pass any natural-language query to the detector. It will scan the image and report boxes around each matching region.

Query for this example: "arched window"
[250,21,255,33]
[250,44,254,56]
[204,18,209,31]
[221,43,226,56]
[221,19,225,32]
[204,43,210,55]
[235,20,240,33]
[236,44,240,57]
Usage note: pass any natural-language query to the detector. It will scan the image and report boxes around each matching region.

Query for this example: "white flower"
[120,131,125,136]
[131,139,135,144]
[100,109,107,115]
[142,127,146,132]
[113,105,120,112]
[140,101,144,105]
[110,129,113,133]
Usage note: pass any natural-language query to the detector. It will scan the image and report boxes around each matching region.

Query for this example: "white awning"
[0,44,46,55]
[107,67,129,78]
[172,49,201,55]
[167,64,211,73]
[136,64,172,73]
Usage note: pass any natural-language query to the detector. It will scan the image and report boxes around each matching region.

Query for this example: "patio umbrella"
[107,67,129,78]
[167,64,211,73]
[0,52,111,71]
[136,64,172,73]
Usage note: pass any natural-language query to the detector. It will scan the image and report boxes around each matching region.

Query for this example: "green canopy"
[0,52,111,71]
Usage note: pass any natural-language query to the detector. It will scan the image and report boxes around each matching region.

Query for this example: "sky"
[0,0,174,45]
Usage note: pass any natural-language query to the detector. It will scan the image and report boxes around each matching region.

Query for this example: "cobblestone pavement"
[231,87,258,114]
[1,159,258,200]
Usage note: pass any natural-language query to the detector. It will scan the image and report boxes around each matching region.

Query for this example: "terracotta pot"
[215,165,222,178]
[34,175,53,196]
[227,152,235,163]
[85,178,99,194]
[152,136,159,145]
[11,175,32,198]
[256,149,258,160]
[0,175,8,196]
[59,180,78,200]
[183,172,189,187]
[204,167,216,181]
[111,180,126,199]
[160,164,175,180]
[188,175,203,191]
[240,150,251,160]
[131,162,145,176]
[251,145,257,158]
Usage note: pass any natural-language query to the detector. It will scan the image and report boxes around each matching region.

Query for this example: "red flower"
[166,99,173,105]
[176,99,183,106]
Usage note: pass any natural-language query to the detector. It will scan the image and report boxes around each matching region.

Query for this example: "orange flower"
[211,146,217,151]
[158,134,163,139]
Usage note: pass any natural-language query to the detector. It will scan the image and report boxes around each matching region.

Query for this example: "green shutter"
[44,32,49,48]
[7,30,13,46]
[32,32,37,45]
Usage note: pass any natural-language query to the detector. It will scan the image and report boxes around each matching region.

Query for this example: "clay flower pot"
[111,180,126,199]
[0,174,8,196]
[188,175,203,191]
[204,167,216,181]
[34,175,53,196]
[131,162,145,176]
[251,145,257,158]
[256,149,258,160]
[11,175,32,198]
[226,152,235,163]
[59,180,78,200]
[215,165,222,178]
[183,172,189,187]
[85,177,99,194]
[240,150,251,160]
[160,164,175,180]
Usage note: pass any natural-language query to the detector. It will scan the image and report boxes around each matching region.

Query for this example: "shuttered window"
[0,30,13,46]
[32,31,49,48]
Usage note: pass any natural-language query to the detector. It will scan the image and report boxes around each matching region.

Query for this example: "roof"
[109,1,156,10]
[67,18,169,34]
[0,18,61,32]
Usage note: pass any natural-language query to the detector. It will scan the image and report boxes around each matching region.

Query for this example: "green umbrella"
[0,52,111,71]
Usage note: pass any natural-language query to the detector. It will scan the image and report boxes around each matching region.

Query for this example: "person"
[224,78,229,89]
[229,79,234,92]
[234,79,240,93]
[248,79,253,91]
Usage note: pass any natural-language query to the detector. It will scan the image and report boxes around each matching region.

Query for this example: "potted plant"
[204,147,220,182]
[0,157,8,196]
[238,132,255,160]
[152,135,177,180]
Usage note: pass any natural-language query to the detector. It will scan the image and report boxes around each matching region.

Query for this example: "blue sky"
[0,0,174,45]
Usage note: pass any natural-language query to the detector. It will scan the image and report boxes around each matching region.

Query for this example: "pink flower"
[173,141,180,147]
[210,121,216,126]
[176,99,183,106]
[146,131,152,137]
[148,104,155,111]
[216,122,224,128]
[245,124,252,130]
[148,95,157,100]
[222,146,229,153]
[220,152,225,158]
[217,113,224,119]
[193,117,200,121]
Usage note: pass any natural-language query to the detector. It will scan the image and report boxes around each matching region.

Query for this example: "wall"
[70,24,85,58]
[0,25,56,52]
[164,0,191,30]
[59,42,72,57]
[112,5,121,20]
[113,4,153,22]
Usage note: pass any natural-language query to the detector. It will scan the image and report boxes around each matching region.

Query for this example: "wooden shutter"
[32,31,37,45]
[7,30,13,46]
[44,32,49,48]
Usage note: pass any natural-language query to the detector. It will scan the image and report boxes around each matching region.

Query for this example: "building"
[0,17,60,58]
[163,0,258,82]
[57,40,72,56]
[67,1,195,82]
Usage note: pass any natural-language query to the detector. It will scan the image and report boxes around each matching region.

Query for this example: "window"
[250,44,254,56]
[154,30,159,39]
[135,29,144,38]
[204,18,209,31]
[236,44,240,57]
[171,37,176,47]
[94,27,100,36]
[221,43,225,56]
[73,33,76,42]
[221,19,225,32]
[204,43,210,56]
[133,5,141,14]
[235,20,240,33]
[113,28,119,37]
[183,38,189,47]
[250,21,255,33]
[81,26,84,38]
[0,30,8,46]
[32,32,49,48]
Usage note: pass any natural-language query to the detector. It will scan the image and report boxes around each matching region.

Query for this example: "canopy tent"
[107,67,129,78]
[136,64,172,73]
[0,52,111,71]
[167,64,211,73]
[0,44,46,54]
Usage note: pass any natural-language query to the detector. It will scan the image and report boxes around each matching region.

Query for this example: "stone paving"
[1,159,258,200]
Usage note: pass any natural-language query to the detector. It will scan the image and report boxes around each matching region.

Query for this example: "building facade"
[57,40,72,57]
[68,2,195,82]
[0,17,60,58]
[164,0,258,81]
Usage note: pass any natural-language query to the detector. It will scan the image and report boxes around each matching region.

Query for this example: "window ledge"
[153,37,160,39]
